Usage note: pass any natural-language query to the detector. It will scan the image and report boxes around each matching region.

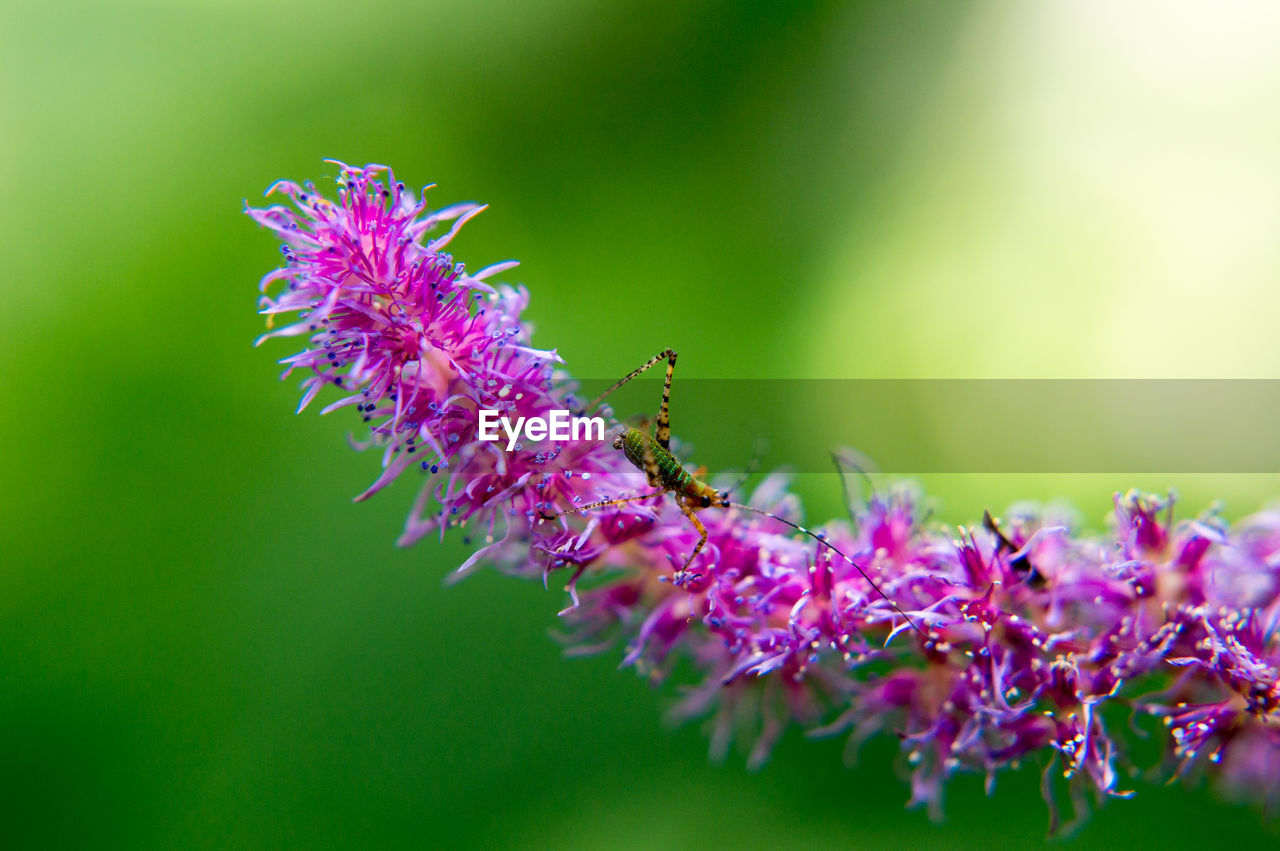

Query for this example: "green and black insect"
[541,348,925,636]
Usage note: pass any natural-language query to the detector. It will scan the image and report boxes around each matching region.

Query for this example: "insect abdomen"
[621,428,690,490]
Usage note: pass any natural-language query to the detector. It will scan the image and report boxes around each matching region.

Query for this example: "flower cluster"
[248,161,633,581]
[249,162,1280,829]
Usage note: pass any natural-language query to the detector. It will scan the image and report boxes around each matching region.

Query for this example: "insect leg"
[582,348,677,427]
[542,490,665,522]
[654,348,676,451]
[675,500,709,577]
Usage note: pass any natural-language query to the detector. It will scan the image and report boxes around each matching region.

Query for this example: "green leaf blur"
[4,1,1278,847]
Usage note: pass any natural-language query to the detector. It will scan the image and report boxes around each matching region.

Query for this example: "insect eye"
[700,495,711,508]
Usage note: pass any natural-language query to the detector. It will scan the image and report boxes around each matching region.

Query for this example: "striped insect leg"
[675,500,708,577]
[542,490,664,521]
[584,348,678,418]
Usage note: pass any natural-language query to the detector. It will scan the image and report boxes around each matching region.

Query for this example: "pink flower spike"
[251,162,1280,831]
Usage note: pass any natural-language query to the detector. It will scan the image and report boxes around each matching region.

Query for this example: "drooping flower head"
[249,162,1280,831]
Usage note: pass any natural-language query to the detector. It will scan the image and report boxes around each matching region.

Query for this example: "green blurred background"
[5,0,1280,847]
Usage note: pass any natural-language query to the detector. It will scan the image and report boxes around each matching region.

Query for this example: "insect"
[541,348,925,636]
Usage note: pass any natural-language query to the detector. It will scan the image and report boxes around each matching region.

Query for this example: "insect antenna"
[831,447,877,521]
[727,502,926,638]
[720,434,767,501]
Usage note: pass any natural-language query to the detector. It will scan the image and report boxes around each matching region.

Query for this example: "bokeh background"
[5,0,1280,847]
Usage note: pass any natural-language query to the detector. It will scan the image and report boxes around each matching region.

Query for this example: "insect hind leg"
[654,349,676,451]
[582,349,677,451]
